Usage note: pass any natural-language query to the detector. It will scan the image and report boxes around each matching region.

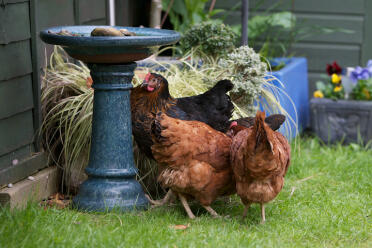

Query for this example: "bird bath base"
[40,26,180,212]
[72,63,149,212]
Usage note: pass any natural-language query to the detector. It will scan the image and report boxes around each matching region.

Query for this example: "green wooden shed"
[0,0,138,187]
[214,0,372,96]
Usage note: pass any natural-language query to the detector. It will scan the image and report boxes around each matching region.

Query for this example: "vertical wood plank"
[115,0,132,26]
[29,0,41,151]
[74,0,81,24]
[362,0,372,65]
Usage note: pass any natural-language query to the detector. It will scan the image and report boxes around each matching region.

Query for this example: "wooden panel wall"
[213,0,372,96]
[0,0,37,177]
[0,0,112,186]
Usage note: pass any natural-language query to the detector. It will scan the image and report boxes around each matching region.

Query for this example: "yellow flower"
[362,88,371,99]
[331,73,342,84]
[314,90,324,98]
[334,86,342,92]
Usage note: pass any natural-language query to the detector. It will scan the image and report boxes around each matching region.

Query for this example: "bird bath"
[40,26,180,212]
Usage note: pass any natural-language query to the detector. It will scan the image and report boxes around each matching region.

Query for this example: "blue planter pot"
[262,57,309,139]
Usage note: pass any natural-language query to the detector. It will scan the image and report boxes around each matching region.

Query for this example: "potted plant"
[310,61,372,144]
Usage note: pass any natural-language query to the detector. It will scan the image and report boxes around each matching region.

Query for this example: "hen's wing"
[230,128,251,181]
[151,113,231,171]
[274,132,291,176]
[174,80,234,132]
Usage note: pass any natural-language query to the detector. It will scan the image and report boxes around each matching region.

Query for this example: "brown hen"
[230,111,291,223]
[151,113,235,219]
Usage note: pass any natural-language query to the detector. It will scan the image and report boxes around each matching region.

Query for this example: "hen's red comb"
[229,121,238,129]
[145,72,151,82]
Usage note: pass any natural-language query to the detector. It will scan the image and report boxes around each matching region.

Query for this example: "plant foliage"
[180,22,237,58]
[161,0,223,34]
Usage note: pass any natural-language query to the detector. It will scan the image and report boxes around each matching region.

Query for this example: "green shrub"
[180,22,237,58]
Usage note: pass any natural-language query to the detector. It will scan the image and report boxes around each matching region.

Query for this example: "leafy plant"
[161,0,222,34]
[351,79,372,100]
[313,60,372,101]
[350,61,372,100]
[218,46,267,114]
[180,22,237,58]
[313,62,344,100]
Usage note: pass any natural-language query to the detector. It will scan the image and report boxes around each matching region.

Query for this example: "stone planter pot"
[310,98,372,144]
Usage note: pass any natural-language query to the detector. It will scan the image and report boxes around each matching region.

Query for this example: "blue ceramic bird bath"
[40,26,180,212]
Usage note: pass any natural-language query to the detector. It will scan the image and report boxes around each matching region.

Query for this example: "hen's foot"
[260,203,266,224]
[145,190,173,207]
[202,205,220,218]
[178,193,196,219]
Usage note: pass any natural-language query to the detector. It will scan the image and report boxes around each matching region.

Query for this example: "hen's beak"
[141,80,155,92]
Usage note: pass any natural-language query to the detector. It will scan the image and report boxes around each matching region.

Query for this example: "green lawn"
[0,138,371,248]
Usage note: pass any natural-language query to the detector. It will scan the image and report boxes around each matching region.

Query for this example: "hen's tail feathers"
[234,117,255,128]
[233,114,285,131]
[264,114,285,131]
[151,112,165,143]
[253,111,270,150]
[209,80,234,93]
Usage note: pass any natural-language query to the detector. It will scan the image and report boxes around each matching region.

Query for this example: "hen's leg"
[242,203,251,219]
[260,203,266,224]
[178,193,196,219]
[145,190,173,207]
[202,205,219,218]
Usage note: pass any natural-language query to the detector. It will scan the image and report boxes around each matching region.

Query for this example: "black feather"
[168,79,234,132]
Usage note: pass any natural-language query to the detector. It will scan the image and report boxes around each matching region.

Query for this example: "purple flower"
[367,60,372,76]
[350,66,370,83]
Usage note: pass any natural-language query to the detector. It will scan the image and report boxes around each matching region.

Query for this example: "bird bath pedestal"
[40,26,180,212]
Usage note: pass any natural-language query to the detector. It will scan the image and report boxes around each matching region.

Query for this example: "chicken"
[150,113,235,219]
[130,72,234,159]
[230,111,290,223]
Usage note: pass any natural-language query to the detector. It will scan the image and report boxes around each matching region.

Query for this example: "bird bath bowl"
[40,26,180,212]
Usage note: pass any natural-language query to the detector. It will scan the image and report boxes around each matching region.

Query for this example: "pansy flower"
[334,86,342,92]
[331,73,341,84]
[350,66,370,83]
[367,60,372,76]
[326,61,342,75]
[313,90,324,98]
